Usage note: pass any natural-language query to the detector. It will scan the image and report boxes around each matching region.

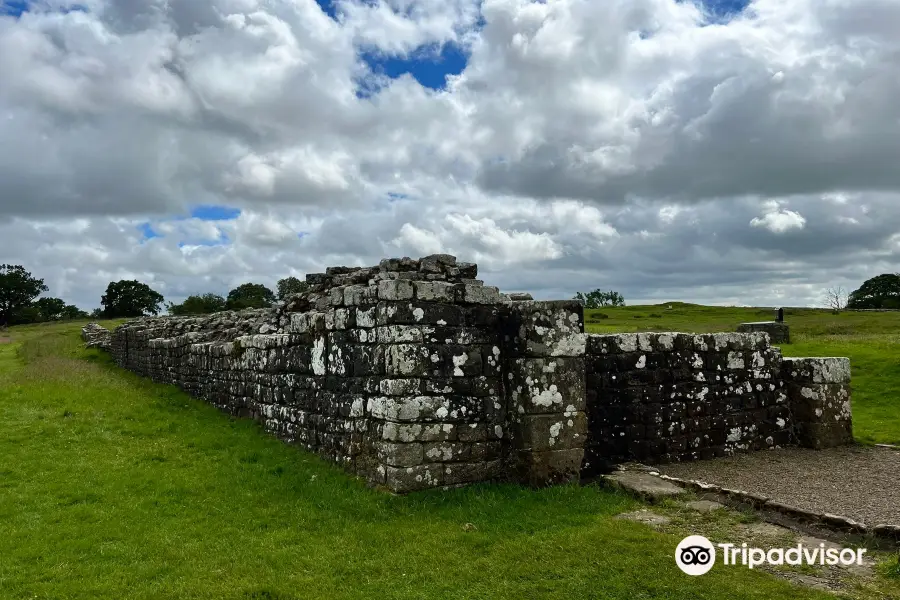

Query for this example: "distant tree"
[847,274,900,309]
[90,308,104,319]
[0,264,48,326]
[101,280,164,318]
[33,297,68,321]
[824,286,849,313]
[226,283,276,310]
[276,276,309,300]
[9,304,42,325]
[61,304,89,320]
[167,293,227,316]
[574,289,625,309]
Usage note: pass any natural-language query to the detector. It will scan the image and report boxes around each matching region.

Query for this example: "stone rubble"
[81,322,112,350]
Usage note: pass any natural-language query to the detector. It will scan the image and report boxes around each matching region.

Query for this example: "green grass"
[585,303,900,445]
[0,322,843,600]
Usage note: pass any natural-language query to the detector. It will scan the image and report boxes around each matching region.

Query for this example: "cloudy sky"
[2,0,899,311]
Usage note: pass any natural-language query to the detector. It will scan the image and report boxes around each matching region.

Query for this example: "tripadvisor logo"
[676,536,716,576]
[675,535,868,576]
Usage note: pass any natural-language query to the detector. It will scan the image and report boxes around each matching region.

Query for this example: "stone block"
[783,357,851,384]
[413,281,455,302]
[378,279,415,301]
[513,448,584,488]
[443,460,503,486]
[795,422,854,450]
[379,378,423,396]
[513,412,587,452]
[459,284,501,305]
[368,396,448,422]
[385,463,444,492]
[376,442,424,467]
[376,301,465,326]
[384,344,432,377]
[380,421,457,443]
[737,321,790,344]
[507,357,586,415]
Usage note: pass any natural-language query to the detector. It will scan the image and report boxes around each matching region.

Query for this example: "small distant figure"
[776,307,784,323]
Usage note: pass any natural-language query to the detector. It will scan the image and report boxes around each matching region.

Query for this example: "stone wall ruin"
[93,254,855,493]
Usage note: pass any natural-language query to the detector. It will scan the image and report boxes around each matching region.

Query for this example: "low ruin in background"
[86,255,854,493]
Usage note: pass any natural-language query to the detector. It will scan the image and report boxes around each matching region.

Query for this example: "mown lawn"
[0,321,845,600]
[585,303,900,445]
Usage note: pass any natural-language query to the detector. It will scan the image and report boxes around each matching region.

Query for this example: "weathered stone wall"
[582,332,793,476]
[101,255,855,493]
[110,255,507,493]
[782,357,853,449]
[500,300,587,486]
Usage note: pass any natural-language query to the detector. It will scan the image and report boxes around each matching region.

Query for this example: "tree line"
[7,263,900,327]
[0,264,309,326]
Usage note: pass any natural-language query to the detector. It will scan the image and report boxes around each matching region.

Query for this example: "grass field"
[0,310,898,599]
[585,303,900,445]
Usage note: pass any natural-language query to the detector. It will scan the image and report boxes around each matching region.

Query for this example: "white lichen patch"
[548,422,562,446]
[532,385,563,407]
[452,353,468,376]
[311,336,326,375]
[727,351,745,370]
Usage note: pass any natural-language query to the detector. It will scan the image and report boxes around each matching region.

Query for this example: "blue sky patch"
[137,223,161,241]
[190,204,241,221]
[314,0,338,20]
[359,42,469,94]
[1,1,29,16]
[679,0,753,24]
[1,1,89,17]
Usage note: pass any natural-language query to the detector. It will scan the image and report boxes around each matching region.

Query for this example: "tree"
[276,276,309,300]
[33,297,67,321]
[167,293,227,316]
[9,304,42,325]
[573,289,625,309]
[226,283,276,310]
[61,304,88,320]
[0,264,48,326]
[90,308,104,319]
[847,274,900,309]
[824,286,849,313]
[100,280,164,318]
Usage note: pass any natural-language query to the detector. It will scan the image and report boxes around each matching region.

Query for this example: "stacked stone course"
[102,255,856,493]
[582,332,792,477]
[111,255,510,492]
[81,322,112,350]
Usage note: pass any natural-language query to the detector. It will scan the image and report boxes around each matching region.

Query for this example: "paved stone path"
[659,446,900,526]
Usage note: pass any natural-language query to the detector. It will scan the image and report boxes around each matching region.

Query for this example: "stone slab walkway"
[658,446,900,527]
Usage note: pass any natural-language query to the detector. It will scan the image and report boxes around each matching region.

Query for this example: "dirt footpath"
[659,445,900,526]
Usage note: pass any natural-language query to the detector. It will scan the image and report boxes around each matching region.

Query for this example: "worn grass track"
[0,321,844,600]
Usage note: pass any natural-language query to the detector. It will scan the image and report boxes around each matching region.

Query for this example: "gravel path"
[659,446,900,526]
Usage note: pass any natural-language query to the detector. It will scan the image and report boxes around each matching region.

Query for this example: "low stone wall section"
[98,254,856,493]
[582,332,791,476]
[110,256,507,493]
